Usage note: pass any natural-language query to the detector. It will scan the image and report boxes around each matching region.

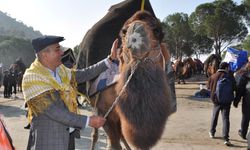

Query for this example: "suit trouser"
[210,104,231,140]
[68,129,80,150]
[68,133,75,150]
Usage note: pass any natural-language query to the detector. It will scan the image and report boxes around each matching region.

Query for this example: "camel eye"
[153,28,160,37]
[122,29,127,36]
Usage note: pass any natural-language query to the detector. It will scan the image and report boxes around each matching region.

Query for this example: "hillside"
[0,11,43,68]
[0,36,35,69]
[0,11,42,39]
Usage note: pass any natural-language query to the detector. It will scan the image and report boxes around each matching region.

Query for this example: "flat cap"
[32,35,65,53]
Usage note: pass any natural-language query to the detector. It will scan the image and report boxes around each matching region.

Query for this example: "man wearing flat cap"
[22,35,118,150]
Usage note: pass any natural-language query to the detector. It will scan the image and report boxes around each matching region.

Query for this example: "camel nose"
[126,22,150,53]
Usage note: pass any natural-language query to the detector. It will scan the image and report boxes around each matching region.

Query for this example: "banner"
[223,47,248,72]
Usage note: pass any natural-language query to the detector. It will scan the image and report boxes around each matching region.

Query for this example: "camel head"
[118,10,167,72]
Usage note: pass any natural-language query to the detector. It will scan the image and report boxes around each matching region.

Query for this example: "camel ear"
[160,43,170,62]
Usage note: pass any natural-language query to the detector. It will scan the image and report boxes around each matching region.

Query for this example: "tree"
[189,0,248,55]
[162,13,213,59]
[73,45,80,58]
[0,35,35,67]
[242,35,250,53]
[191,34,214,58]
[243,0,250,26]
[162,13,193,59]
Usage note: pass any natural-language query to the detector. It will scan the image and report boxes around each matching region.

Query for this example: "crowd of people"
[1,59,26,99]
[207,61,250,148]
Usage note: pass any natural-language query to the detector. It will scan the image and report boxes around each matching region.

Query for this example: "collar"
[47,67,61,83]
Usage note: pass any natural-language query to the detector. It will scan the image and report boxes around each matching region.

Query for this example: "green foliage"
[230,44,243,50]
[0,11,42,68]
[162,13,193,58]
[189,0,248,55]
[242,34,250,53]
[0,35,35,67]
[243,0,250,27]
[73,45,80,58]
[191,34,214,58]
[162,13,213,59]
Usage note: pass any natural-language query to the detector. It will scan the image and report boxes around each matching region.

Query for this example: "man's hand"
[110,39,119,60]
[88,116,106,128]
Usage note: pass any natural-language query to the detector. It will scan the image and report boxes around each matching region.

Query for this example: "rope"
[104,60,140,118]
[141,0,145,11]
[93,92,100,114]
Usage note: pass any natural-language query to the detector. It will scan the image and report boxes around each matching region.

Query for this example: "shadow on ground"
[76,127,108,150]
[0,99,26,118]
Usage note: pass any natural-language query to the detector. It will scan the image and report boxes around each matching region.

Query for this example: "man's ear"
[40,50,49,60]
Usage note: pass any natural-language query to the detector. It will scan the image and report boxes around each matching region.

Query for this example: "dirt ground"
[0,74,248,150]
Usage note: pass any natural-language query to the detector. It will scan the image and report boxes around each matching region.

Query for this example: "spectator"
[3,70,10,98]
[207,62,236,146]
[233,61,250,140]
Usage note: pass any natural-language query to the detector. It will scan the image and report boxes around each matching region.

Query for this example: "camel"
[173,59,186,84]
[203,54,221,77]
[84,10,173,150]
[193,58,204,74]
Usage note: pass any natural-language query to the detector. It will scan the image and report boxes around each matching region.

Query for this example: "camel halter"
[104,60,139,118]
[104,48,165,118]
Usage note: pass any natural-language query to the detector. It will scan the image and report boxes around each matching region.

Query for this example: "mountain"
[0,11,42,39]
[0,36,35,69]
[0,11,43,68]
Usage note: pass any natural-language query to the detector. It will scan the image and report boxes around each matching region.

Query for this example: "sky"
[0,0,242,48]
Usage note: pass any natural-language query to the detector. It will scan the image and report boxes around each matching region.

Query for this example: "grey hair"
[36,46,50,60]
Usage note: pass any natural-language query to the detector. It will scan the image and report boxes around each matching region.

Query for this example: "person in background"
[22,35,118,150]
[207,62,236,146]
[9,64,18,98]
[233,61,250,140]
[3,70,10,98]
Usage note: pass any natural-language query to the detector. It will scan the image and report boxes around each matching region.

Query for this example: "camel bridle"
[104,46,165,119]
